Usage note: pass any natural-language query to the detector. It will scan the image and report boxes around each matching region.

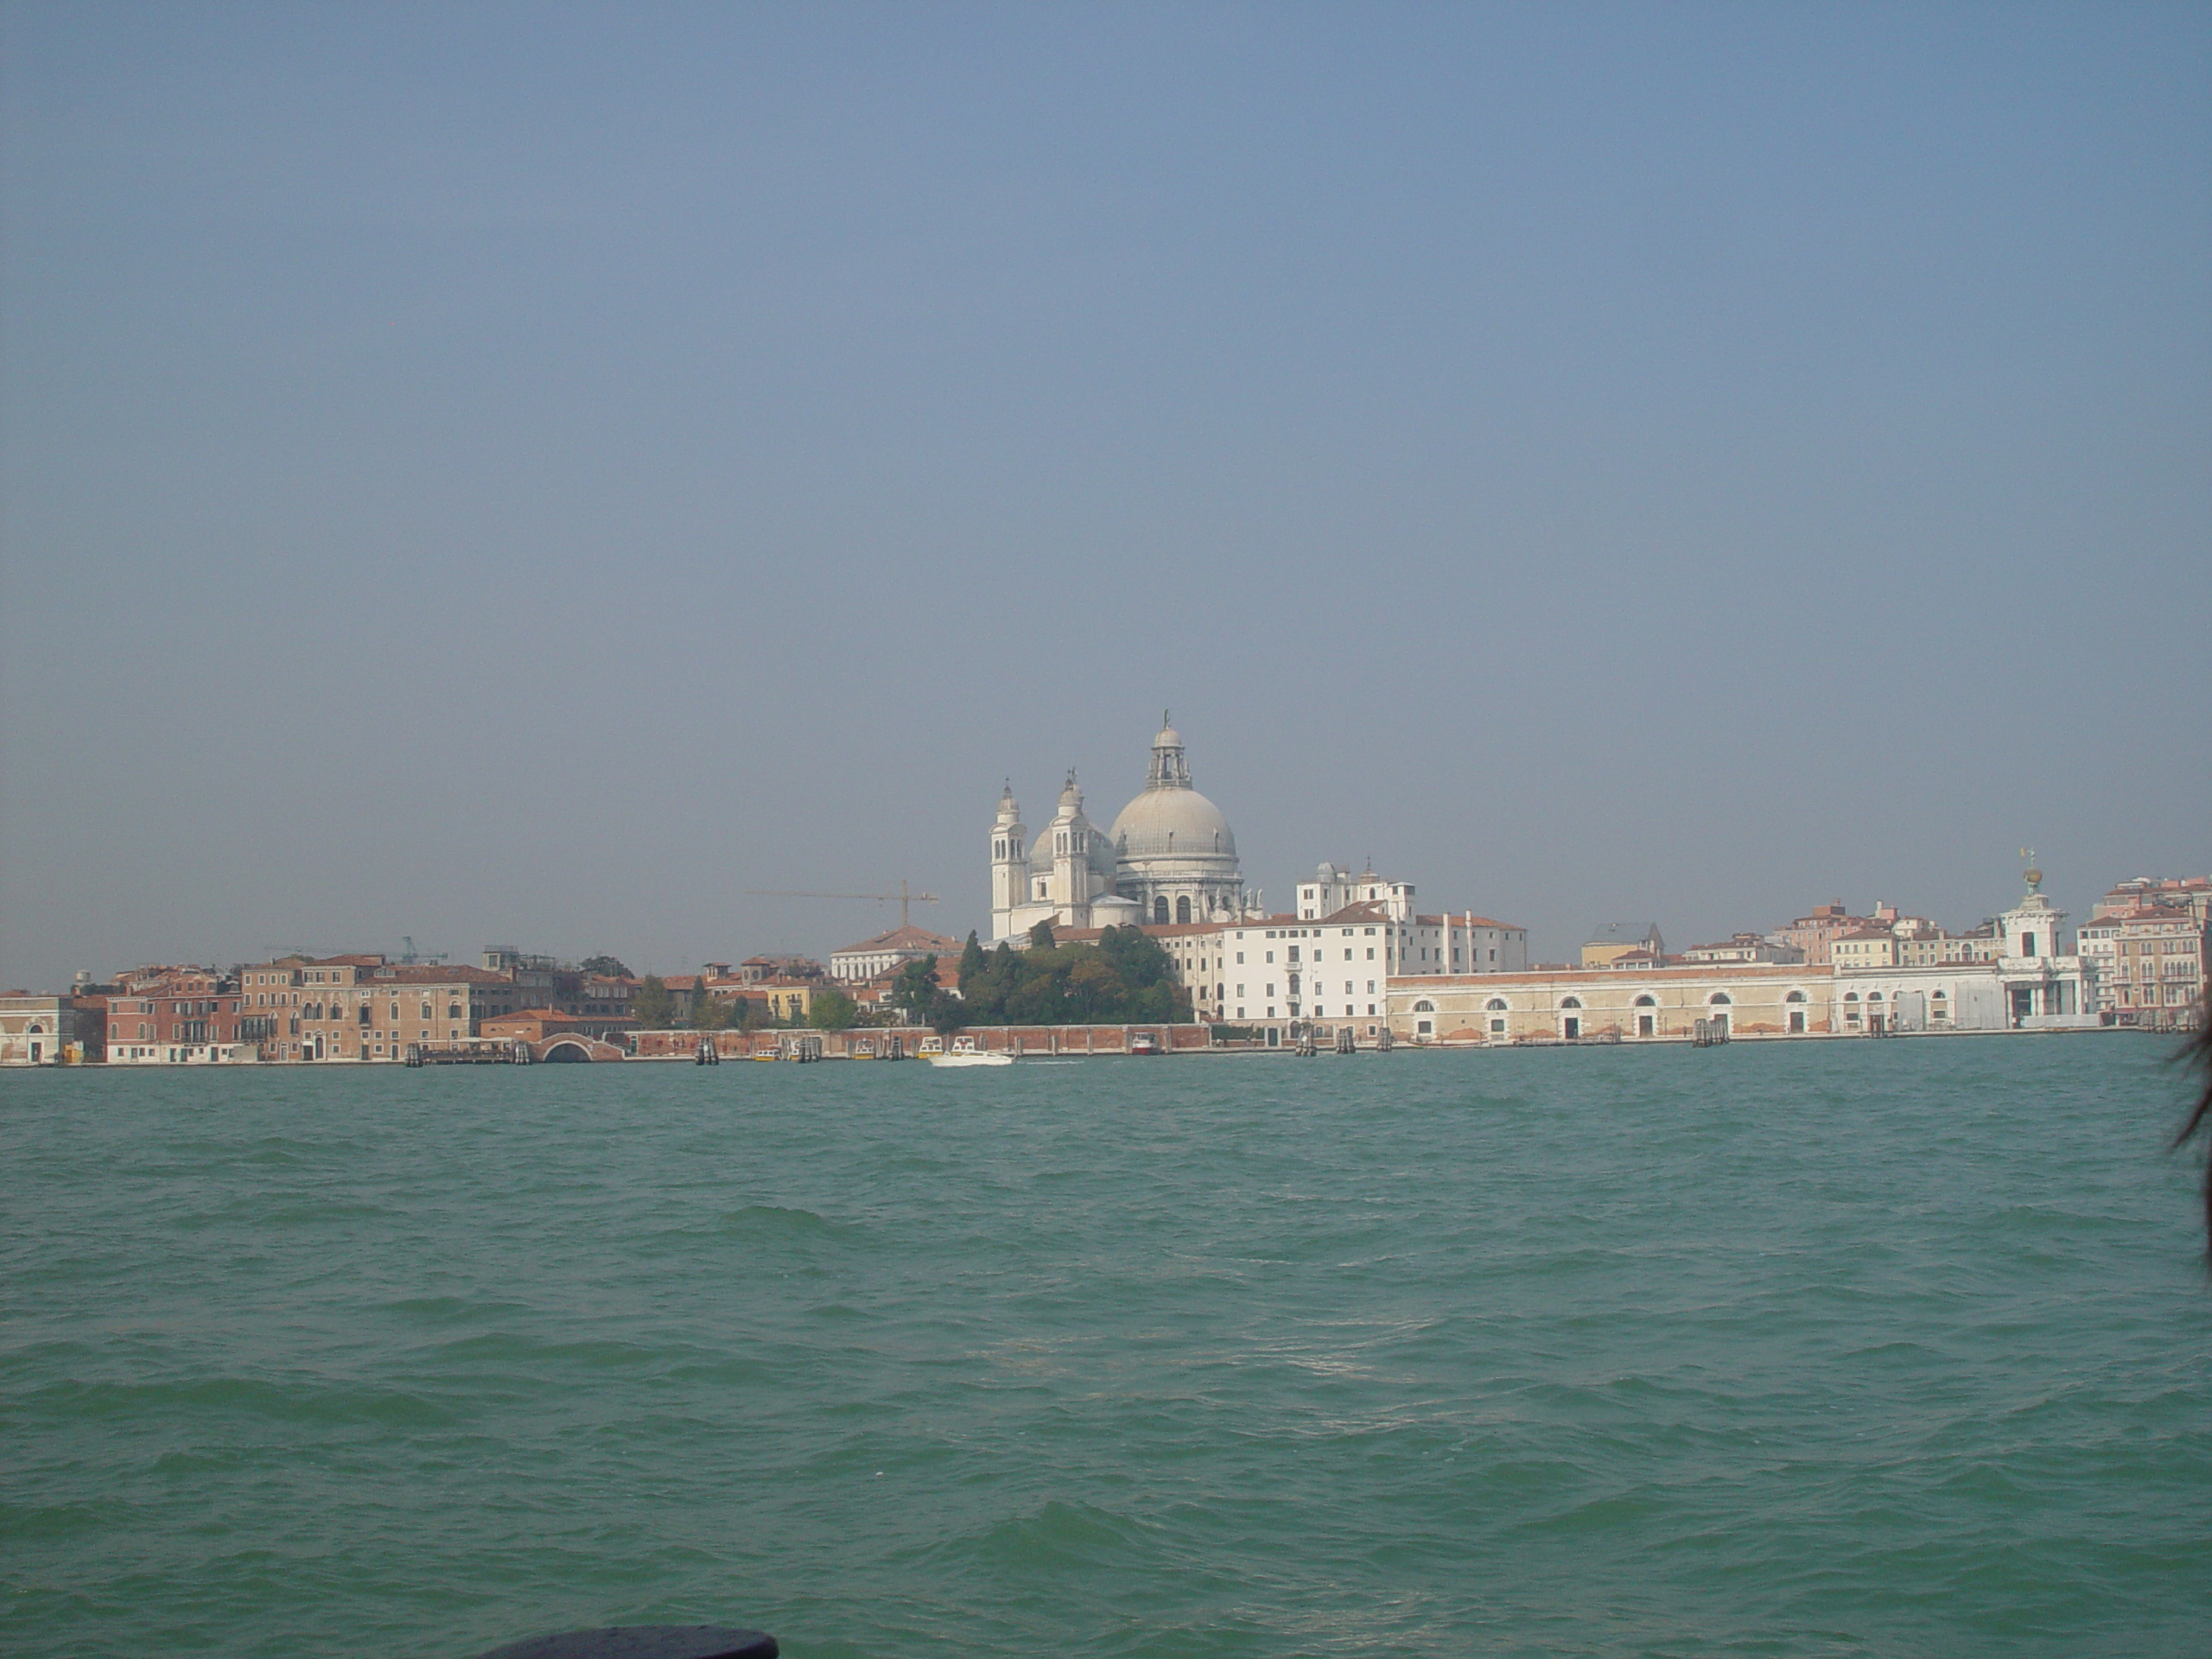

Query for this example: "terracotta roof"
[365,963,512,985]
[832,925,963,955]
[1306,901,1391,925]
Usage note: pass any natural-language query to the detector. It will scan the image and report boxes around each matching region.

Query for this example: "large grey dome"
[1110,785,1238,866]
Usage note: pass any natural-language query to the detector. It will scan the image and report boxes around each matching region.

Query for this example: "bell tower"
[989,784,1027,941]
[1046,770,1092,912]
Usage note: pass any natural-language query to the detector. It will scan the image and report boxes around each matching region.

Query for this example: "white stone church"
[989,716,1253,943]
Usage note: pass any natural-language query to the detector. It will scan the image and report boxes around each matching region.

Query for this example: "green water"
[3,1038,2208,1657]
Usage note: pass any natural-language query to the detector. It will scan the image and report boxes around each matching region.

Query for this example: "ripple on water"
[2,1039,2208,1658]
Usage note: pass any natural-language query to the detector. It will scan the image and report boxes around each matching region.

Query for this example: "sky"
[3,1,2208,985]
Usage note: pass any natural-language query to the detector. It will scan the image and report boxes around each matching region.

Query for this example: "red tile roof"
[833,925,963,955]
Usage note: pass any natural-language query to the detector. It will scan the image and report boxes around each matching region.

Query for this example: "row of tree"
[935,924,1191,1028]
[623,924,1192,1037]
[632,976,860,1032]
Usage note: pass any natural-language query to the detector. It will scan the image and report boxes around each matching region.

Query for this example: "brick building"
[103,967,251,1064]
[2075,907,2208,1028]
[238,956,524,1061]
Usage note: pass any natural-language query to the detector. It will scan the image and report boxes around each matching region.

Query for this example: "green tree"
[633,974,676,1028]
[808,988,859,1030]
[891,956,942,1024]
[1028,919,1056,950]
[958,931,988,988]
[959,939,1016,1024]
[953,925,1192,1028]
[581,955,632,979]
[691,988,729,1030]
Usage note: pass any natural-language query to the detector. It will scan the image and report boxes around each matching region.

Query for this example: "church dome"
[1110,785,1238,866]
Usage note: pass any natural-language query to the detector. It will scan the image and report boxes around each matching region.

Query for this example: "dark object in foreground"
[478,1626,777,1659]
[2177,994,2212,1266]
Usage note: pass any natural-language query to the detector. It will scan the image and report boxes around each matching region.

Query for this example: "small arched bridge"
[532,1036,628,1064]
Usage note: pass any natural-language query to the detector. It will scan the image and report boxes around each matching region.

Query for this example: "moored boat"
[927,1036,1014,1068]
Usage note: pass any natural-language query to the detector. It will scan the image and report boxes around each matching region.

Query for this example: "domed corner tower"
[1999,858,2068,963]
[1109,714,1246,927]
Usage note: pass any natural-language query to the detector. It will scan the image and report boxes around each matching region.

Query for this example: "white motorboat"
[925,1036,1014,1068]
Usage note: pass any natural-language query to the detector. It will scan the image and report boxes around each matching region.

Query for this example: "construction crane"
[746,880,941,931]
[398,936,447,964]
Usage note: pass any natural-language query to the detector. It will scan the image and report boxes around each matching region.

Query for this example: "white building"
[104,1040,259,1065]
[1294,865,1527,976]
[0,995,78,1065]
[1217,914,1397,1025]
[1297,863,1416,921]
[1385,868,2101,1042]
[1206,901,1527,1026]
[991,717,1251,943]
[829,925,965,982]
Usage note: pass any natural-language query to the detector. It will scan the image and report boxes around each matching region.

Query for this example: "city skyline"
[0,707,2196,985]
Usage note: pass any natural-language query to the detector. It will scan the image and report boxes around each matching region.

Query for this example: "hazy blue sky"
[3,2,2207,983]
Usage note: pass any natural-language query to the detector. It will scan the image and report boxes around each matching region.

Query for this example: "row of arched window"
[1409,989,1819,1014]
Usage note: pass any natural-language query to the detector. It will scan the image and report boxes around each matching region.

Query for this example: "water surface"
[3,1037,2208,1656]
